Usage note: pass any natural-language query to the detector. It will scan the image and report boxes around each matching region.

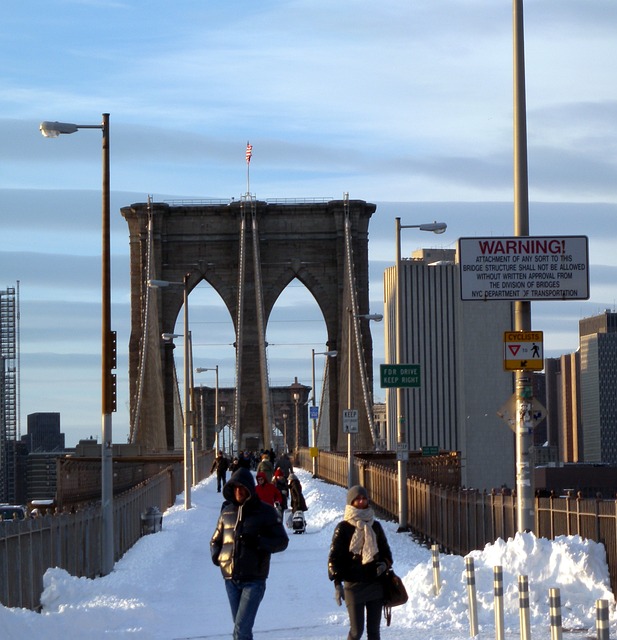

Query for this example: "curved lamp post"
[153,275,192,510]
[40,115,115,575]
[395,218,447,530]
[347,311,382,488]
[195,366,219,452]
[311,349,337,477]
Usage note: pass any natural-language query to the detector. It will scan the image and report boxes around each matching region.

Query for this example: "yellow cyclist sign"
[503,331,544,371]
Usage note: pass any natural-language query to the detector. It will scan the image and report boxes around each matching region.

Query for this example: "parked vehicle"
[0,504,28,521]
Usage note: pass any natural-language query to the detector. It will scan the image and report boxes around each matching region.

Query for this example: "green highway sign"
[380,364,421,388]
[422,446,439,457]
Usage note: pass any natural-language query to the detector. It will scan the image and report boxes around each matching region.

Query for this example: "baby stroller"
[292,510,306,534]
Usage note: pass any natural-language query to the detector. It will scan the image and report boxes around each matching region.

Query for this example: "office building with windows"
[579,310,617,463]
[383,248,515,490]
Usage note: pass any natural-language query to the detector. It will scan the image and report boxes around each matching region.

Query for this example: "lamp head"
[39,121,79,137]
[420,222,447,234]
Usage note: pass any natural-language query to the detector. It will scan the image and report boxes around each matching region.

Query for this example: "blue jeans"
[225,578,267,640]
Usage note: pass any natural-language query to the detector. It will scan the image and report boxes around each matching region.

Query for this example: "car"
[0,504,28,521]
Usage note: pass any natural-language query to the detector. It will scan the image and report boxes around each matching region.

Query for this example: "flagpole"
[245,141,252,196]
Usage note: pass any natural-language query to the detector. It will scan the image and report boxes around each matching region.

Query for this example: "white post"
[549,587,562,640]
[519,575,531,640]
[494,566,505,640]
[596,599,609,640]
[431,544,441,596]
[465,557,478,637]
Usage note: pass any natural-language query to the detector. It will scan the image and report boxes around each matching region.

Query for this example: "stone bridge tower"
[121,196,378,453]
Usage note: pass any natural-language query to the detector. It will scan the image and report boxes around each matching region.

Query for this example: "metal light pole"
[195,366,219,452]
[347,309,382,488]
[40,114,115,575]
[513,0,534,533]
[293,391,300,457]
[282,409,289,454]
[157,275,193,510]
[220,404,227,455]
[311,349,337,477]
[394,218,447,530]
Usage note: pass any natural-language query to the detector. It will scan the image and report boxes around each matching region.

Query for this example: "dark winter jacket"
[288,474,308,512]
[210,454,229,475]
[210,467,288,581]
[327,519,393,586]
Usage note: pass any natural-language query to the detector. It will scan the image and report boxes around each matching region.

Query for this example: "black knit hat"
[346,485,368,505]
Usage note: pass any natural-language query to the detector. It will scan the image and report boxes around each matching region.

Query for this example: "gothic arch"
[122,197,377,452]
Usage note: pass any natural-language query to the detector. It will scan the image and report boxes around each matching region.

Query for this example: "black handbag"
[382,569,408,626]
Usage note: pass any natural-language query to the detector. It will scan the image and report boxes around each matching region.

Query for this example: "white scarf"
[344,505,379,565]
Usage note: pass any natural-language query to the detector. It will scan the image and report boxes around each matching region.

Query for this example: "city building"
[544,352,582,462]
[0,284,19,504]
[383,248,515,490]
[22,412,65,452]
[579,310,617,463]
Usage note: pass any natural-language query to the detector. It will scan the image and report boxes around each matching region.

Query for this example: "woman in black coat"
[328,485,393,640]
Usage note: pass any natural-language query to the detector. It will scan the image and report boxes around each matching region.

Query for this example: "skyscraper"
[579,310,617,463]
[384,248,515,490]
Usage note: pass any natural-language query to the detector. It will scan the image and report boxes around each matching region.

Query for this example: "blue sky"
[1,0,616,446]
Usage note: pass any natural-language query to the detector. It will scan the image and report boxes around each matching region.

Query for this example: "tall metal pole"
[100,113,115,575]
[311,349,318,476]
[395,218,408,530]
[189,335,197,486]
[347,308,354,488]
[513,0,534,533]
[294,395,299,456]
[214,366,219,452]
[183,274,192,509]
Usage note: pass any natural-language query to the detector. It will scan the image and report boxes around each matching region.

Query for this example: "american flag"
[245,142,253,164]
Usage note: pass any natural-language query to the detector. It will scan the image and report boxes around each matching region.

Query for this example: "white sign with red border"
[459,236,589,301]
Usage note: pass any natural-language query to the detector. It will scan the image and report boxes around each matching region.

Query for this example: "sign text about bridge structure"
[458,236,589,301]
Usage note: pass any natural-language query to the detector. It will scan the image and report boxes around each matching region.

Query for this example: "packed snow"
[1,468,615,639]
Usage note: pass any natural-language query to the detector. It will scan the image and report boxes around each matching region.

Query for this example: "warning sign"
[503,331,544,371]
[458,236,589,301]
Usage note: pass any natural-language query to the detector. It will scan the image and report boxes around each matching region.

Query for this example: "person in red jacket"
[255,471,283,510]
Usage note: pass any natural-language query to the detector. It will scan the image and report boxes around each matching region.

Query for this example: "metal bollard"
[465,557,478,637]
[596,599,609,640]
[494,565,505,640]
[549,587,562,640]
[518,575,531,640]
[432,544,441,595]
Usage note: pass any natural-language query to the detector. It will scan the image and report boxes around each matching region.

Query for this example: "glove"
[334,583,345,606]
[375,562,387,577]
[239,533,259,550]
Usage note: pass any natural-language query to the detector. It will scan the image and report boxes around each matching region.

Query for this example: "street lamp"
[395,218,447,530]
[347,310,383,488]
[152,275,192,510]
[281,408,289,454]
[40,114,115,575]
[311,349,337,477]
[195,366,219,452]
[219,404,227,455]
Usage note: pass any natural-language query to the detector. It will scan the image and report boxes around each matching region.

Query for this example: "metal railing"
[0,451,214,611]
[297,448,617,595]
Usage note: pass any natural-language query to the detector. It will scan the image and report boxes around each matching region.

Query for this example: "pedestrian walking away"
[272,468,289,511]
[210,467,289,640]
[275,452,293,479]
[255,471,283,512]
[328,485,393,640]
[210,450,230,493]
[256,453,274,483]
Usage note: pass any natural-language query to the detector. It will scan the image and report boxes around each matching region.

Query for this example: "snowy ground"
[1,469,616,639]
